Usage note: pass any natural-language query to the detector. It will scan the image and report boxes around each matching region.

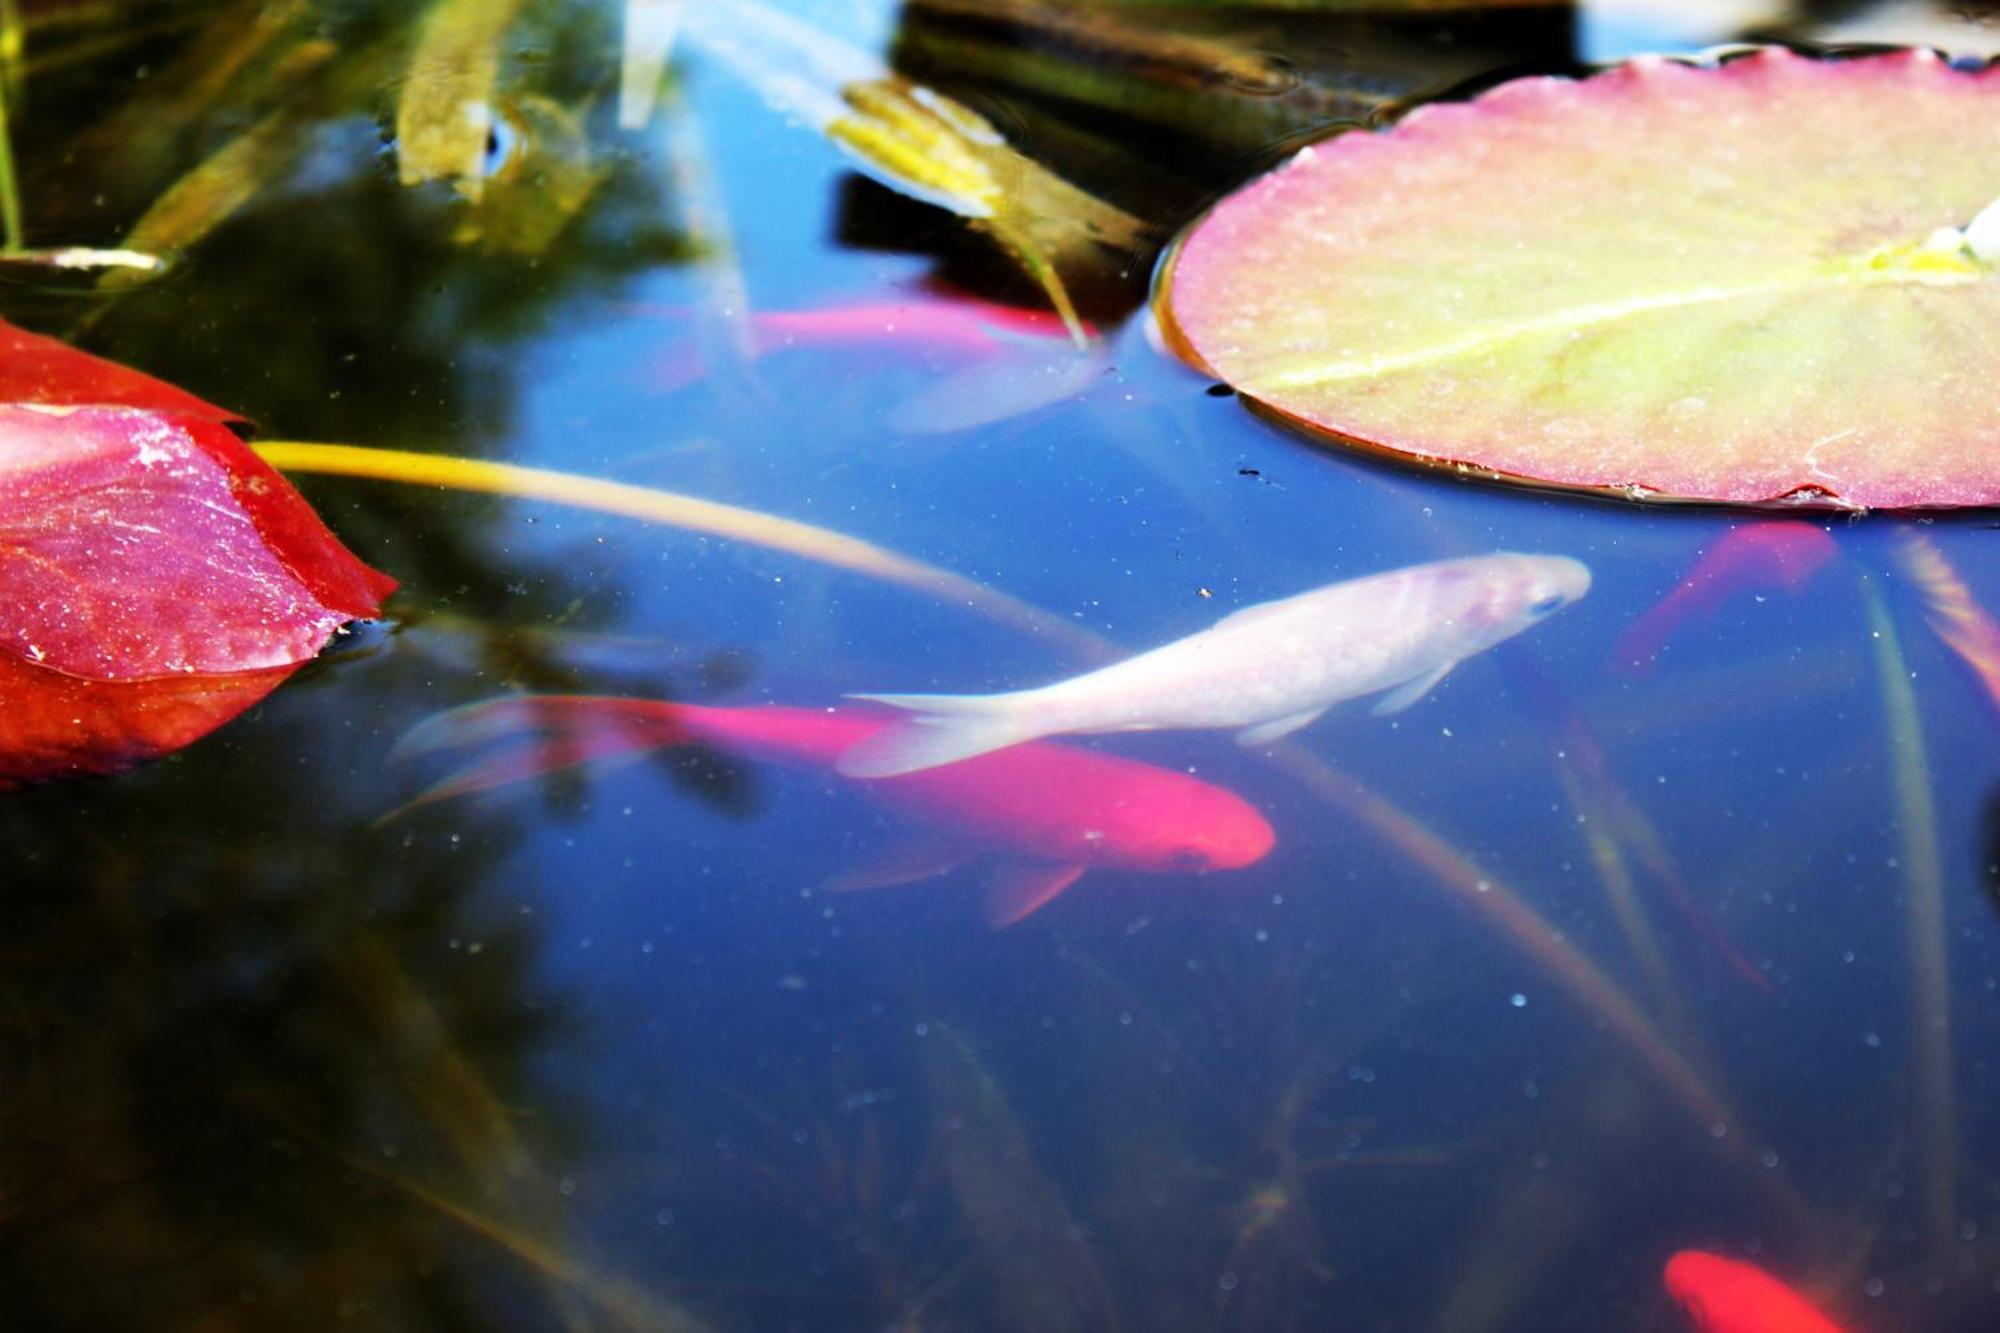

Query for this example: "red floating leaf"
[0,318,243,423]
[1162,48,2000,510]
[0,319,394,788]
[0,652,290,792]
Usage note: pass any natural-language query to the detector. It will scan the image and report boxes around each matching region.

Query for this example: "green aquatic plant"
[0,4,20,252]
[1860,572,1956,1262]
[678,0,1145,344]
[915,1022,1117,1331]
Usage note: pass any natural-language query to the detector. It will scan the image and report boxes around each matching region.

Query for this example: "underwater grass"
[1265,743,1728,1129]
[270,1101,715,1333]
[1860,570,1956,1262]
[258,440,1804,1225]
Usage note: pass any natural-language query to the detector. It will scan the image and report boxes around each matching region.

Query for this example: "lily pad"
[1160,47,2000,510]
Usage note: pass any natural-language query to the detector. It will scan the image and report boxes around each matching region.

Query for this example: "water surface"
[4,3,2000,1330]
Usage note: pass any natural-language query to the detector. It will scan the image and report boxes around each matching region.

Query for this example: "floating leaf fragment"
[0,320,393,788]
[397,0,527,200]
[1162,48,2000,509]
[0,650,291,792]
[682,0,1144,345]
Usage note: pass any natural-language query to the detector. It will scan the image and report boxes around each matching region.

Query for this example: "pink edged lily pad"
[1160,47,2000,510]
[0,319,395,788]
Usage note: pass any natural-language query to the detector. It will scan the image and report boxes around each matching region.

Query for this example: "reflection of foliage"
[876,0,1577,314]
[0,676,563,1329]
[13,0,686,454]
[0,5,708,1324]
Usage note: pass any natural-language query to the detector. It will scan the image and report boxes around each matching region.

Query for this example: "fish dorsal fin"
[824,835,978,893]
[1235,706,1330,748]
[1370,662,1456,716]
[984,862,1087,927]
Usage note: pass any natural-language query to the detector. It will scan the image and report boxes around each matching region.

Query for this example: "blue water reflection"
[8,1,2000,1329]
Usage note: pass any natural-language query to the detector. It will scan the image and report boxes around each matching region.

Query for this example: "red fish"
[647,292,1087,392]
[395,697,1274,926]
[1663,1251,1848,1333]
[729,299,1078,353]
[1614,524,1837,674]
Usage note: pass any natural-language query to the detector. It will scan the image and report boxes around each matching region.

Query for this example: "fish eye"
[1528,592,1566,616]
[1167,848,1211,873]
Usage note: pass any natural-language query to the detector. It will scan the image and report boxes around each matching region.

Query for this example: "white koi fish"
[836,552,1590,778]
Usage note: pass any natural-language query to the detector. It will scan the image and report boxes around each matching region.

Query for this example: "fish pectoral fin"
[824,836,979,893]
[1369,663,1456,717]
[1234,707,1330,748]
[983,862,1088,928]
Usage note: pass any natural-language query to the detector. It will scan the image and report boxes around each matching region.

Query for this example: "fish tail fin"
[392,695,688,763]
[378,732,656,826]
[836,691,1042,777]
[384,695,691,821]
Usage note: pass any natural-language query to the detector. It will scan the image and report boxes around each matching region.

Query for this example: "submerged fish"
[645,293,1088,395]
[396,698,1274,926]
[1663,1251,1847,1333]
[1613,524,1836,675]
[837,552,1590,778]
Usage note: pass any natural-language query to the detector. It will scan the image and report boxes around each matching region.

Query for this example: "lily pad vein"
[1258,266,1985,392]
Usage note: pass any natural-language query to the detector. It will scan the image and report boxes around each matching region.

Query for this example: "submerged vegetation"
[4,1,2000,1331]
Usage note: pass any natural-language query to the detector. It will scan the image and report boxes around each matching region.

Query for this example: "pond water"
[5,2,2000,1330]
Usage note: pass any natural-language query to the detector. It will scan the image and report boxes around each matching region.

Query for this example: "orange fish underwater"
[1664,1250,1848,1333]
[1614,524,1836,674]
[396,697,1275,925]
[647,293,1085,389]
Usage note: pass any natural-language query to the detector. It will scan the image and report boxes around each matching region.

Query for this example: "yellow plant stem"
[254,441,1104,657]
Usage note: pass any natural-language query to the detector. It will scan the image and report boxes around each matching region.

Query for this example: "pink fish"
[1614,524,1837,674]
[395,697,1274,926]
[1664,1251,1848,1333]
[646,291,1088,392]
